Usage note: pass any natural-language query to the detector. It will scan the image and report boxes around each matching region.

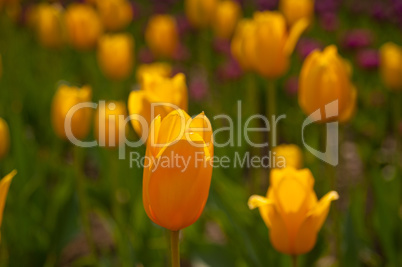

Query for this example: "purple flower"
[356,49,379,70]
[176,15,192,37]
[319,12,339,32]
[315,0,339,15]
[256,0,278,11]
[217,57,243,81]
[284,76,299,97]
[138,48,154,64]
[296,38,323,59]
[342,29,373,50]
[213,39,232,56]
[189,72,209,101]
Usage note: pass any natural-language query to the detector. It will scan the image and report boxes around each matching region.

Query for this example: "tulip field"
[0,0,401,266]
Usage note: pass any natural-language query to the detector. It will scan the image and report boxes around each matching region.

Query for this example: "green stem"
[170,231,180,267]
[393,92,401,168]
[73,146,98,264]
[266,80,277,147]
[291,255,298,267]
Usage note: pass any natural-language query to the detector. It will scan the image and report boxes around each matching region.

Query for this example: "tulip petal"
[293,214,318,255]
[308,191,339,231]
[156,109,191,148]
[268,204,292,254]
[284,18,309,55]
[128,90,151,139]
[339,85,357,123]
[248,195,274,227]
[0,170,16,229]
[189,112,214,156]
[147,134,212,231]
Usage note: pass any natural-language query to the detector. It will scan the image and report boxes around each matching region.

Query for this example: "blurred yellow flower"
[0,118,10,160]
[128,73,188,139]
[0,170,16,242]
[95,101,127,148]
[231,19,257,71]
[379,42,402,91]
[34,3,64,48]
[143,110,213,231]
[96,0,133,31]
[252,11,309,78]
[185,0,217,28]
[248,167,339,255]
[136,62,172,83]
[97,33,134,80]
[51,85,92,140]
[272,144,303,169]
[64,4,102,50]
[280,0,314,26]
[145,15,179,59]
[298,45,357,123]
[213,0,241,40]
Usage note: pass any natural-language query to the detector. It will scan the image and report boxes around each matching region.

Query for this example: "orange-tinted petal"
[147,134,212,231]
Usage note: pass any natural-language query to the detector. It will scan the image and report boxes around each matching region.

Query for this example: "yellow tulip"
[248,167,338,255]
[213,0,241,40]
[0,170,16,242]
[136,62,172,83]
[96,0,133,31]
[298,45,357,123]
[97,33,134,80]
[128,73,188,139]
[0,118,10,160]
[34,3,64,48]
[231,19,257,71]
[185,0,217,28]
[143,109,213,231]
[252,11,309,79]
[95,101,127,148]
[280,0,314,27]
[51,85,92,140]
[145,15,179,59]
[272,144,303,169]
[64,4,102,50]
[379,42,402,91]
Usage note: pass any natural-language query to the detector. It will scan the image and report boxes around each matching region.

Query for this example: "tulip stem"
[291,255,298,267]
[73,146,98,264]
[266,80,277,147]
[170,230,180,267]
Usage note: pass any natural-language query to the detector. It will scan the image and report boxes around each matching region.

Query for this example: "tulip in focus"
[34,3,64,48]
[0,118,10,160]
[298,45,357,123]
[51,85,92,140]
[185,0,217,28]
[64,4,102,50]
[95,101,127,148]
[252,11,309,79]
[248,167,339,255]
[0,170,16,242]
[231,19,257,71]
[96,0,133,31]
[143,109,213,231]
[97,34,134,80]
[145,15,179,59]
[379,42,402,91]
[272,144,303,169]
[213,0,241,40]
[280,0,314,27]
[136,62,172,83]
[128,73,188,139]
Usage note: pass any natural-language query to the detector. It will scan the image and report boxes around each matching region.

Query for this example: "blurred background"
[0,0,401,266]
